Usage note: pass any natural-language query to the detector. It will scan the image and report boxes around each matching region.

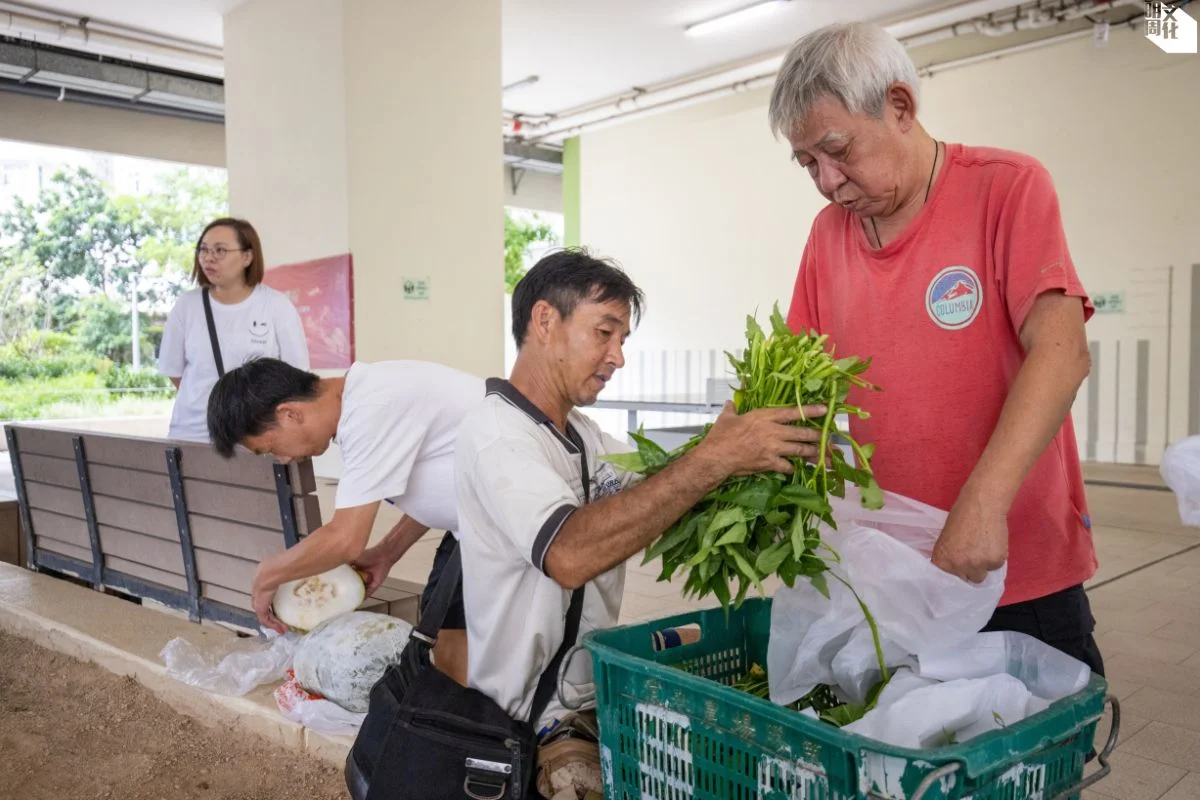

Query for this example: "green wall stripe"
[562,136,581,247]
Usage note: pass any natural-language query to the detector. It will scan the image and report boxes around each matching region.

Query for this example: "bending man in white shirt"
[207,356,483,685]
[455,249,827,789]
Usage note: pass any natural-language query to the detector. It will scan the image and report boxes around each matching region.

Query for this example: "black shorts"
[419,531,466,631]
[983,583,1105,677]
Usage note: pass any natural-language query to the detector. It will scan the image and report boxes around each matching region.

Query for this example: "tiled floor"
[317,463,1199,800]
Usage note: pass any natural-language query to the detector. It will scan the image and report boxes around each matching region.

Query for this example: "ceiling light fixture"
[684,0,792,37]
[502,74,540,93]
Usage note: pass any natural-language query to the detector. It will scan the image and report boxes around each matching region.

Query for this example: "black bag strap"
[528,424,591,728]
[411,544,462,645]
[530,585,584,729]
[201,288,225,377]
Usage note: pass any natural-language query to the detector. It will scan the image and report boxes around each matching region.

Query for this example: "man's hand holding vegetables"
[770,22,1103,675]
[543,399,829,590]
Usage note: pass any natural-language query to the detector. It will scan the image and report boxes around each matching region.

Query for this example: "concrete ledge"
[306,728,355,764]
[0,561,352,766]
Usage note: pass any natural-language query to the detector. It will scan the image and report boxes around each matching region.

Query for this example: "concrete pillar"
[223,0,503,377]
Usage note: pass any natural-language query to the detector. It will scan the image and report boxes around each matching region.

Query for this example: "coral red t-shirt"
[786,143,1097,606]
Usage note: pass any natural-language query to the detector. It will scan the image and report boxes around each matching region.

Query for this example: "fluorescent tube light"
[685,0,791,37]
[26,70,144,99]
[503,74,540,94]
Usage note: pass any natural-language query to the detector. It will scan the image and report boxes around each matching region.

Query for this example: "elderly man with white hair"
[770,21,1103,675]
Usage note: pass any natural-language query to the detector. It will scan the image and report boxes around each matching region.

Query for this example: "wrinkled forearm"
[963,341,1089,512]
[371,515,430,564]
[256,517,365,589]
[544,448,728,590]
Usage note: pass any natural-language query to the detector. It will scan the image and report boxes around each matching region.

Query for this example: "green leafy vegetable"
[730,663,887,730]
[601,303,884,613]
[604,304,895,705]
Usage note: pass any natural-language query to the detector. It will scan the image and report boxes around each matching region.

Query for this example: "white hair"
[768,22,921,139]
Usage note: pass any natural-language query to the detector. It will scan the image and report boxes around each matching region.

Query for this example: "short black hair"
[511,247,645,348]
[206,357,321,458]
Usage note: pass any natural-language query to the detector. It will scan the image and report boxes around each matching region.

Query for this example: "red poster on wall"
[263,253,355,370]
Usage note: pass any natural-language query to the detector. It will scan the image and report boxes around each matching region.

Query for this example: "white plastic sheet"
[843,631,1091,749]
[160,629,299,697]
[844,672,1031,749]
[274,670,366,738]
[917,629,1092,698]
[767,488,1006,706]
[1161,435,1200,526]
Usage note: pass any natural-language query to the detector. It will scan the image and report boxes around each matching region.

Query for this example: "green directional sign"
[1093,291,1125,314]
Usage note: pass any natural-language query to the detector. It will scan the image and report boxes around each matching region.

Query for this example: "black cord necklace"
[870,138,940,249]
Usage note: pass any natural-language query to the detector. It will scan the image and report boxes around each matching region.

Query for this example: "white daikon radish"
[293,611,413,712]
[272,564,366,632]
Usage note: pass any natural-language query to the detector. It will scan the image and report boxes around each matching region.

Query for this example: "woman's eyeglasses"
[196,245,248,260]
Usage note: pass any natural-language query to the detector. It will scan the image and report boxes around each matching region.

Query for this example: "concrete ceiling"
[2,0,1142,142]
[8,0,955,115]
[500,0,950,116]
[9,0,239,48]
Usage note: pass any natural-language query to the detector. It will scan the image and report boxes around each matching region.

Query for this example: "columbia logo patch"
[926,266,983,330]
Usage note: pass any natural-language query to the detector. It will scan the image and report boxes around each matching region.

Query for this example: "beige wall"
[224,0,350,267]
[579,24,1199,464]
[225,0,503,481]
[342,0,503,374]
[0,91,224,167]
[504,167,562,214]
[581,85,805,351]
[226,0,502,379]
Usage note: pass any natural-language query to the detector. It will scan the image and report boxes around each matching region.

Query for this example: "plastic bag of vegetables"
[274,668,367,737]
[766,486,1006,708]
[293,611,413,713]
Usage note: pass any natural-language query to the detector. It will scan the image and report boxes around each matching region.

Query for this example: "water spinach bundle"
[603,304,884,611]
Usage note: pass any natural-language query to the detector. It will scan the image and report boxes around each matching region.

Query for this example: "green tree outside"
[504,208,559,293]
[0,165,227,421]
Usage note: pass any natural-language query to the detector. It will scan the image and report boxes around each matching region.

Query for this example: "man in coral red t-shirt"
[768,22,1103,674]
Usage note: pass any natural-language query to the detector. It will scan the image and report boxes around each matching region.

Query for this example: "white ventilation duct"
[0,3,223,78]
[918,25,1099,77]
[0,40,224,119]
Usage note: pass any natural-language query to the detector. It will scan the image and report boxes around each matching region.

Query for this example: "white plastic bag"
[843,672,1032,749]
[274,669,366,738]
[916,630,1091,700]
[1161,435,1200,526]
[767,488,1007,706]
[292,611,412,713]
[160,629,300,697]
[842,631,1091,749]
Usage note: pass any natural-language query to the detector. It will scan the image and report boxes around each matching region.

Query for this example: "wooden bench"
[0,499,24,567]
[3,422,421,631]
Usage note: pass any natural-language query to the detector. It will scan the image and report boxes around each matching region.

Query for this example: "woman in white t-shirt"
[158,217,310,442]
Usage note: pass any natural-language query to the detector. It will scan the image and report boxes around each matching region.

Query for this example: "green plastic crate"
[583,598,1117,800]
